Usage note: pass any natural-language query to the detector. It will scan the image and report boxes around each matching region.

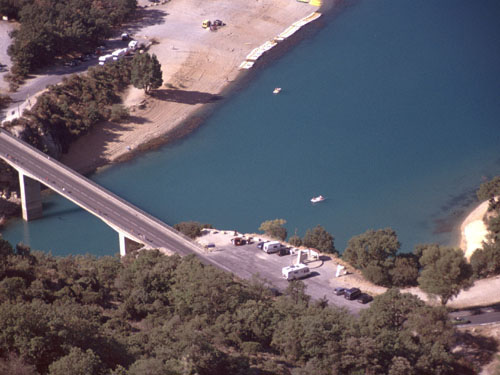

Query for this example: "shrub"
[109,104,129,122]
[174,221,204,239]
[259,219,287,241]
[302,225,336,254]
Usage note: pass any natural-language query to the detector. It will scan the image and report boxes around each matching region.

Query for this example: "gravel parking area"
[198,230,369,314]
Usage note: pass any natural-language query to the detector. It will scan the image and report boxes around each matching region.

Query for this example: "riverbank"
[59,0,335,174]
[460,199,490,259]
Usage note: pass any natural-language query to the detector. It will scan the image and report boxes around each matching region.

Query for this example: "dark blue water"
[2,0,500,256]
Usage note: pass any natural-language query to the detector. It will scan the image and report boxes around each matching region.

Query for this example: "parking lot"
[198,230,370,314]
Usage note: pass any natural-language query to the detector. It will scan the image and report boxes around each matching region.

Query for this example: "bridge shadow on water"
[40,206,83,220]
[151,89,223,105]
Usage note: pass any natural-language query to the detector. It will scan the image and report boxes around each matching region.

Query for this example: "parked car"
[356,293,373,304]
[277,247,290,256]
[121,33,130,41]
[333,287,346,296]
[451,316,471,325]
[344,288,361,300]
[257,241,266,249]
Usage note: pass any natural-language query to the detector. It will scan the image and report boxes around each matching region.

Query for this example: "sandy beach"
[460,199,490,259]
[59,0,334,173]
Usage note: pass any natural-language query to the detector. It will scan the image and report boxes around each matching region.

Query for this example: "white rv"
[128,40,138,50]
[262,241,282,254]
[98,54,113,65]
[282,264,310,281]
[112,48,128,61]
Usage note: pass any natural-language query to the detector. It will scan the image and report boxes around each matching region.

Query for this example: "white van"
[112,48,128,61]
[98,54,113,65]
[282,264,310,281]
[128,40,138,50]
[263,241,282,254]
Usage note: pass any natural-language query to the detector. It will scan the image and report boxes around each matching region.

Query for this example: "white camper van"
[112,48,128,61]
[98,54,113,65]
[262,241,282,254]
[128,40,138,50]
[282,264,310,281]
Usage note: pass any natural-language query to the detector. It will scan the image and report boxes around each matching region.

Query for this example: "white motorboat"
[273,87,281,94]
[310,195,325,203]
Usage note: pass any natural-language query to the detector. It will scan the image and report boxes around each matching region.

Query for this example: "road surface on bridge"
[0,129,228,266]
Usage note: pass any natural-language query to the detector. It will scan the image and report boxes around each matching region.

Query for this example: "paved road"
[452,304,500,326]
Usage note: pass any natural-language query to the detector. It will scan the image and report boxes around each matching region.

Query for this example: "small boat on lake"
[273,87,281,94]
[311,195,325,203]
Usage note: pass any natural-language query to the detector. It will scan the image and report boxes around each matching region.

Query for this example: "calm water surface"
[2,0,500,256]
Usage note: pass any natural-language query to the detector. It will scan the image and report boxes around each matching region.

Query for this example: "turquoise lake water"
[2,0,500,256]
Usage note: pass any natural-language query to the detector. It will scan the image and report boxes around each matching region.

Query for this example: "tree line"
[2,0,137,80]
[255,177,500,305]
[0,236,482,374]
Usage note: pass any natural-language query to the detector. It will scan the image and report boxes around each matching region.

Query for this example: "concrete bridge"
[0,129,205,258]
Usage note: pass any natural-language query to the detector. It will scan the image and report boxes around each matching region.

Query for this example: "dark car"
[277,247,290,256]
[356,293,373,304]
[333,287,346,296]
[344,287,361,300]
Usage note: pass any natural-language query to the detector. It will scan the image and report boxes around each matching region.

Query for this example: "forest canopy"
[0,236,477,375]
[4,0,137,76]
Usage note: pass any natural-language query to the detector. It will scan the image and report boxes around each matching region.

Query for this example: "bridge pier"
[18,172,43,221]
[118,232,134,257]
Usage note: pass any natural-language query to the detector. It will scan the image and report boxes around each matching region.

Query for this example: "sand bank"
[460,200,490,259]
[60,0,336,173]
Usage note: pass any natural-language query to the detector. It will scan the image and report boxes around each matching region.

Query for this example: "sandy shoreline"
[59,0,337,174]
[460,199,490,259]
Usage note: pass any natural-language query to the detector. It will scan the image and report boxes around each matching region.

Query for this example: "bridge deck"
[0,129,205,257]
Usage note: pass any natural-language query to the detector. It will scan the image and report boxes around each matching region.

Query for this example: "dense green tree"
[0,236,14,257]
[302,225,336,254]
[390,254,419,287]
[7,0,136,76]
[0,352,37,375]
[174,221,205,239]
[259,218,287,241]
[131,53,163,94]
[477,176,500,201]
[417,244,473,305]
[48,347,103,375]
[343,228,400,269]
[288,234,302,247]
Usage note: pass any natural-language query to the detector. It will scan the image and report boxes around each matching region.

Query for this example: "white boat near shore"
[310,195,325,203]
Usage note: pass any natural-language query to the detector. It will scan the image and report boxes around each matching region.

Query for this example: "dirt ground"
[59,0,326,173]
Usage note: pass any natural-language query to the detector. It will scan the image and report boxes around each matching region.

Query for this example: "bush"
[302,225,336,254]
[477,176,500,201]
[174,221,204,239]
[109,104,129,122]
[259,219,287,241]
[0,94,11,110]
[390,254,419,287]
[289,234,302,247]
[362,263,391,286]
